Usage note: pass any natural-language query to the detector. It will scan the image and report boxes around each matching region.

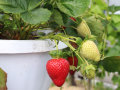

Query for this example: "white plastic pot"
[109,0,120,6]
[109,0,120,14]
[0,40,67,90]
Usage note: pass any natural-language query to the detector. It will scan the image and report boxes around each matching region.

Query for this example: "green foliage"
[57,0,90,17]
[0,0,90,24]
[96,65,105,79]
[21,8,51,24]
[112,15,120,23]
[52,10,64,26]
[65,19,79,36]
[112,74,120,90]
[94,82,113,90]
[0,0,91,39]
[109,5,120,13]
[91,0,107,15]
[85,16,105,42]
[0,0,44,13]
[100,56,120,72]
[0,0,52,24]
[106,45,120,57]
[112,74,119,84]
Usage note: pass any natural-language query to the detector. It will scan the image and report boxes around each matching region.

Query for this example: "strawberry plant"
[0,0,120,90]
[45,0,120,89]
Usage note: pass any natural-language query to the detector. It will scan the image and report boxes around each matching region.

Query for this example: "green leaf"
[52,10,64,26]
[115,23,120,32]
[100,56,120,72]
[91,5,103,14]
[65,19,78,36]
[109,5,120,13]
[57,0,90,17]
[116,87,120,90]
[107,24,114,34]
[91,0,107,15]
[93,0,107,10]
[112,15,120,23]
[112,75,119,84]
[0,0,41,13]
[0,68,7,89]
[85,16,105,42]
[21,8,51,24]
[106,46,120,57]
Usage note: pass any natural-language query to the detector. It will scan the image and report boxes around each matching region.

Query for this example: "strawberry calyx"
[49,50,63,59]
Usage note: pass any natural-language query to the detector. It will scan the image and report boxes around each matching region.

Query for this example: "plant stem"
[58,35,76,43]
[60,87,62,90]
[63,41,85,63]
[54,40,59,59]
[88,79,92,90]
[83,77,87,90]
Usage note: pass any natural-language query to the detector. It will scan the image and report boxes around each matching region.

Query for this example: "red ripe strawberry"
[70,17,76,21]
[46,58,69,87]
[67,56,78,75]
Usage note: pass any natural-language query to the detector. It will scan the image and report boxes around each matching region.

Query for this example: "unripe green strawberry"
[86,69,95,79]
[80,64,95,79]
[77,20,91,37]
[80,40,100,61]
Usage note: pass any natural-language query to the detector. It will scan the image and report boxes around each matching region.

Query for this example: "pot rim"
[0,39,67,54]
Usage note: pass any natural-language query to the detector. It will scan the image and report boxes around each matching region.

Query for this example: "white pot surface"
[109,0,120,6]
[0,40,67,90]
[0,40,67,54]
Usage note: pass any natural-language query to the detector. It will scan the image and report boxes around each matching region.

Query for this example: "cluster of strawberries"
[46,17,78,87]
[46,17,101,87]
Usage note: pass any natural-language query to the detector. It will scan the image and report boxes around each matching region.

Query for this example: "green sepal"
[49,50,63,59]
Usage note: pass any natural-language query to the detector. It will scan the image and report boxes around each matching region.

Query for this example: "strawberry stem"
[81,56,89,65]
[57,35,76,43]
[40,33,89,65]
[71,51,74,66]
[54,40,59,59]
[63,41,85,63]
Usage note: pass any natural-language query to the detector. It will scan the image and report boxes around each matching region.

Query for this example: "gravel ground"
[49,86,83,90]
[49,82,84,90]
[49,85,84,90]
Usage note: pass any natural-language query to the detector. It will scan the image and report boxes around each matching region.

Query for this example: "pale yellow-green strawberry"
[77,20,91,37]
[80,40,100,61]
